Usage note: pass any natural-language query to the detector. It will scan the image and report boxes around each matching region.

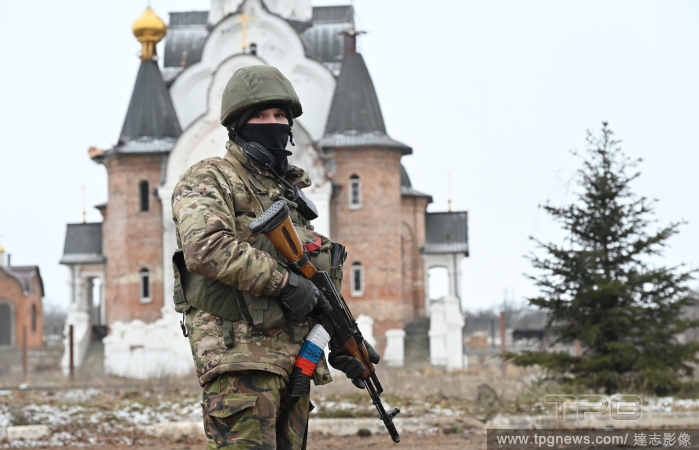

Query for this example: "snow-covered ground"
[493,395,699,418]
[0,387,470,447]
[3,386,698,447]
[309,396,465,419]
[644,397,699,412]
[0,387,203,446]
[0,388,201,430]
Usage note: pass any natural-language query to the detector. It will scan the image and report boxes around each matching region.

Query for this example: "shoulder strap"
[224,149,263,216]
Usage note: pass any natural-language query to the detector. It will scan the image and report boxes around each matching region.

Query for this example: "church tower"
[320,35,413,352]
[92,8,181,325]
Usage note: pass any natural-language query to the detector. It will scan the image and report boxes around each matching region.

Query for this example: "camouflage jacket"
[172,141,332,387]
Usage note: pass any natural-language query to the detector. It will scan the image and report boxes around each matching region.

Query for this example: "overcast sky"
[0,0,697,313]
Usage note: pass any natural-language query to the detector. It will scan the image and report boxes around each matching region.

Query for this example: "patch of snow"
[644,396,699,412]
[58,388,100,403]
[0,404,12,427]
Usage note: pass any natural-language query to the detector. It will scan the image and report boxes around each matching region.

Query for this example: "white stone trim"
[428,295,465,370]
[355,314,375,347]
[261,0,312,22]
[384,329,406,367]
[61,265,105,374]
[103,316,193,379]
[61,310,91,375]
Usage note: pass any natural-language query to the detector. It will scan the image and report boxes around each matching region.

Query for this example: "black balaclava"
[236,106,293,174]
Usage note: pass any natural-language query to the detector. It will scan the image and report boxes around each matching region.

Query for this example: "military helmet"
[220,65,303,128]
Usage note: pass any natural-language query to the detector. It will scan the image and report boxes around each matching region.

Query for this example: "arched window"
[31,304,37,333]
[351,262,364,297]
[0,300,14,346]
[349,175,361,209]
[139,181,149,212]
[139,269,151,303]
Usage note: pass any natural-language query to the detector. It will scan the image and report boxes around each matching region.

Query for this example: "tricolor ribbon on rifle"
[293,324,331,377]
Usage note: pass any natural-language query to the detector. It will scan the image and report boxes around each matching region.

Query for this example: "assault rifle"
[249,200,401,443]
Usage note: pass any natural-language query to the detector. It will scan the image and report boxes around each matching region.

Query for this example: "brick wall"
[401,195,430,321]
[330,147,405,352]
[0,270,44,348]
[102,154,165,325]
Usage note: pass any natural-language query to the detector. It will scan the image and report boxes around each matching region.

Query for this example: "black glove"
[328,339,380,389]
[278,271,330,321]
[364,341,380,364]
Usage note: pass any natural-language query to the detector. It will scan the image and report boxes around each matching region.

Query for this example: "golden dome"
[132,7,167,60]
[0,245,4,253]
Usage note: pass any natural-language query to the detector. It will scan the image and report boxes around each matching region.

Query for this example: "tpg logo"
[546,395,641,420]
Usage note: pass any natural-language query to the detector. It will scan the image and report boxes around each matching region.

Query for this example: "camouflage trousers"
[202,371,310,450]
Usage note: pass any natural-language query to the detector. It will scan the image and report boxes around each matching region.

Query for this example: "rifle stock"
[249,200,317,278]
[249,200,401,443]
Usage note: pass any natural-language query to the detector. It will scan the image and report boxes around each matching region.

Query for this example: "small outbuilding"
[0,247,44,348]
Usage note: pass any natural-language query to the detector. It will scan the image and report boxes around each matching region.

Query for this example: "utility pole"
[500,311,506,376]
[22,326,28,380]
[69,325,75,380]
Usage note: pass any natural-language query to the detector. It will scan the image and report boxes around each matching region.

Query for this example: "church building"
[60,0,468,377]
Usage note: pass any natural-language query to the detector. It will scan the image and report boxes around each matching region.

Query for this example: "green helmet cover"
[220,65,303,128]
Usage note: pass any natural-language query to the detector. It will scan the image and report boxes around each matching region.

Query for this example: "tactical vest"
[171,151,340,345]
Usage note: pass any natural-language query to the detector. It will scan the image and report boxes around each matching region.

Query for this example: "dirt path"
[308,432,485,450]
[31,431,485,450]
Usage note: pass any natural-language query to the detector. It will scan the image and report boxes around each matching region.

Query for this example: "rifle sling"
[224,148,263,216]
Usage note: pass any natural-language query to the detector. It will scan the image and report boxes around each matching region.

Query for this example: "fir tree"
[509,123,699,395]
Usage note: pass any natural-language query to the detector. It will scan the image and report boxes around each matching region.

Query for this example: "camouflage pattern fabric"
[172,141,333,387]
[202,371,310,450]
[184,307,332,386]
[172,143,292,298]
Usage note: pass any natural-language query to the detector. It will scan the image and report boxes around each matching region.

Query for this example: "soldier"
[171,65,379,450]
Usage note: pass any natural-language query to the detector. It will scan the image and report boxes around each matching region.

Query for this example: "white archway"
[423,253,466,317]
